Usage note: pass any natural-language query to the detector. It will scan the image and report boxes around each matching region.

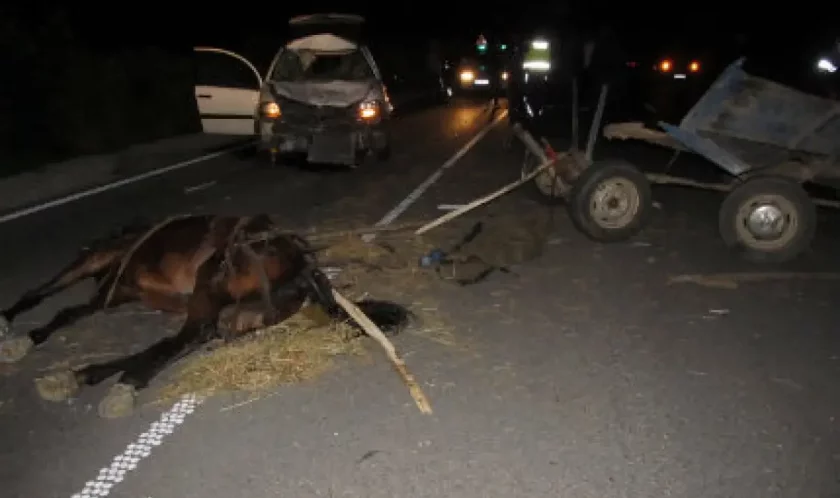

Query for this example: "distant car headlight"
[260,101,281,119]
[531,39,549,50]
[460,70,475,83]
[817,58,837,73]
[501,71,509,80]
[689,60,701,72]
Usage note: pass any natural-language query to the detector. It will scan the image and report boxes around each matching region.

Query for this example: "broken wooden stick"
[415,157,557,235]
[243,220,428,245]
[669,271,840,289]
[331,290,433,415]
[103,214,191,307]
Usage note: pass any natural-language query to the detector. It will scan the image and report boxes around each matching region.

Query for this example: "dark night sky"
[4,1,832,56]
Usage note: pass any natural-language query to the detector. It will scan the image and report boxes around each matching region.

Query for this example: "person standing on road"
[482,40,503,115]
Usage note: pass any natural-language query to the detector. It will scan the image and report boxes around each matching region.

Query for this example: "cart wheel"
[520,150,567,205]
[567,159,653,242]
[718,176,816,263]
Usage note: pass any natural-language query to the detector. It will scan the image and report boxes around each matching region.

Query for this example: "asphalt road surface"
[1,98,840,498]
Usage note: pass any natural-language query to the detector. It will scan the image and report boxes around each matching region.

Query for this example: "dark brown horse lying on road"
[0,214,411,418]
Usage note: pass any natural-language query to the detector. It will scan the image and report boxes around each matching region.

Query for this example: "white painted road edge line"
[0,140,254,225]
[70,393,205,498]
[362,108,507,242]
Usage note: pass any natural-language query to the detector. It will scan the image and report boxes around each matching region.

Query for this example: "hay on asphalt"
[159,306,365,401]
[159,221,478,403]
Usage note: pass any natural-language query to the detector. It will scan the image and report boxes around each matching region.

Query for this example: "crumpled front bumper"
[256,100,388,165]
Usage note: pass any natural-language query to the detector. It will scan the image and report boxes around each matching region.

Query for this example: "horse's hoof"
[0,336,33,363]
[98,383,137,419]
[35,370,80,402]
[0,315,10,338]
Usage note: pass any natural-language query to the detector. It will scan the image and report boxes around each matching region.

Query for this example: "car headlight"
[260,101,281,119]
[459,70,475,83]
[501,71,509,80]
[817,58,837,73]
[358,101,380,120]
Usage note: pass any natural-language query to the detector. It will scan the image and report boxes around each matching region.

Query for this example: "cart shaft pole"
[572,78,579,148]
[512,123,552,164]
[585,84,609,163]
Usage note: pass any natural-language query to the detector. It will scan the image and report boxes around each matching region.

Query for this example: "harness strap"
[223,216,276,323]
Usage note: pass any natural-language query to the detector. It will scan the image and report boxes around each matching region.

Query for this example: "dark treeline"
[1,6,202,174]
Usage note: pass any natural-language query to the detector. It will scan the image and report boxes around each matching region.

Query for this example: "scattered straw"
[159,211,546,404]
[158,306,366,402]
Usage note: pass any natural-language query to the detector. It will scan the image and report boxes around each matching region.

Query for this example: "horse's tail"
[302,267,413,336]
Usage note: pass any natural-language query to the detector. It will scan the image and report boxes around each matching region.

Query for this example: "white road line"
[60,105,502,498]
[0,141,253,225]
[437,204,466,211]
[184,180,217,194]
[70,394,204,498]
[362,108,507,242]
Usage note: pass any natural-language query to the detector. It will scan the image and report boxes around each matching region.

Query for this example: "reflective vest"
[523,41,550,71]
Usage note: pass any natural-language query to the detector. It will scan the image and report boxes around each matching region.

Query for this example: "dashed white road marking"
[362,108,507,242]
[70,394,204,498]
[0,141,253,225]
[62,104,503,498]
[184,180,217,194]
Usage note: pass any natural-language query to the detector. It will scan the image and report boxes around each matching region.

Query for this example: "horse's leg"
[0,249,120,337]
[0,283,134,364]
[92,257,226,418]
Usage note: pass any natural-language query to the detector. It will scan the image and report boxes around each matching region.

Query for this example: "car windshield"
[271,49,373,81]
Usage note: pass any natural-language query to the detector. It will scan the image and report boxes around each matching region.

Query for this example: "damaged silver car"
[192,13,393,168]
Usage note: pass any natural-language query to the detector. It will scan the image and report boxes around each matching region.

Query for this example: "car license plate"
[474,79,490,85]
[308,132,356,165]
[674,73,686,79]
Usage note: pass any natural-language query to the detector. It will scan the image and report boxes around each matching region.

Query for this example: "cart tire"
[567,159,653,243]
[718,176,816,263]
[520,150,567,205]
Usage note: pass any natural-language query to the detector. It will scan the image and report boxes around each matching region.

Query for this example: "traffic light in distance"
[476,34,488,52]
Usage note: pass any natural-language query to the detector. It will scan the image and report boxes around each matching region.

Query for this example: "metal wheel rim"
[521,152,564,197]
[535,169,564,197]
[734,194,799,250]
[588,177,641,229]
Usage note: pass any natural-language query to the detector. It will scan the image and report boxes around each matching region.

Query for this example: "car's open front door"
[193,47,263,135]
